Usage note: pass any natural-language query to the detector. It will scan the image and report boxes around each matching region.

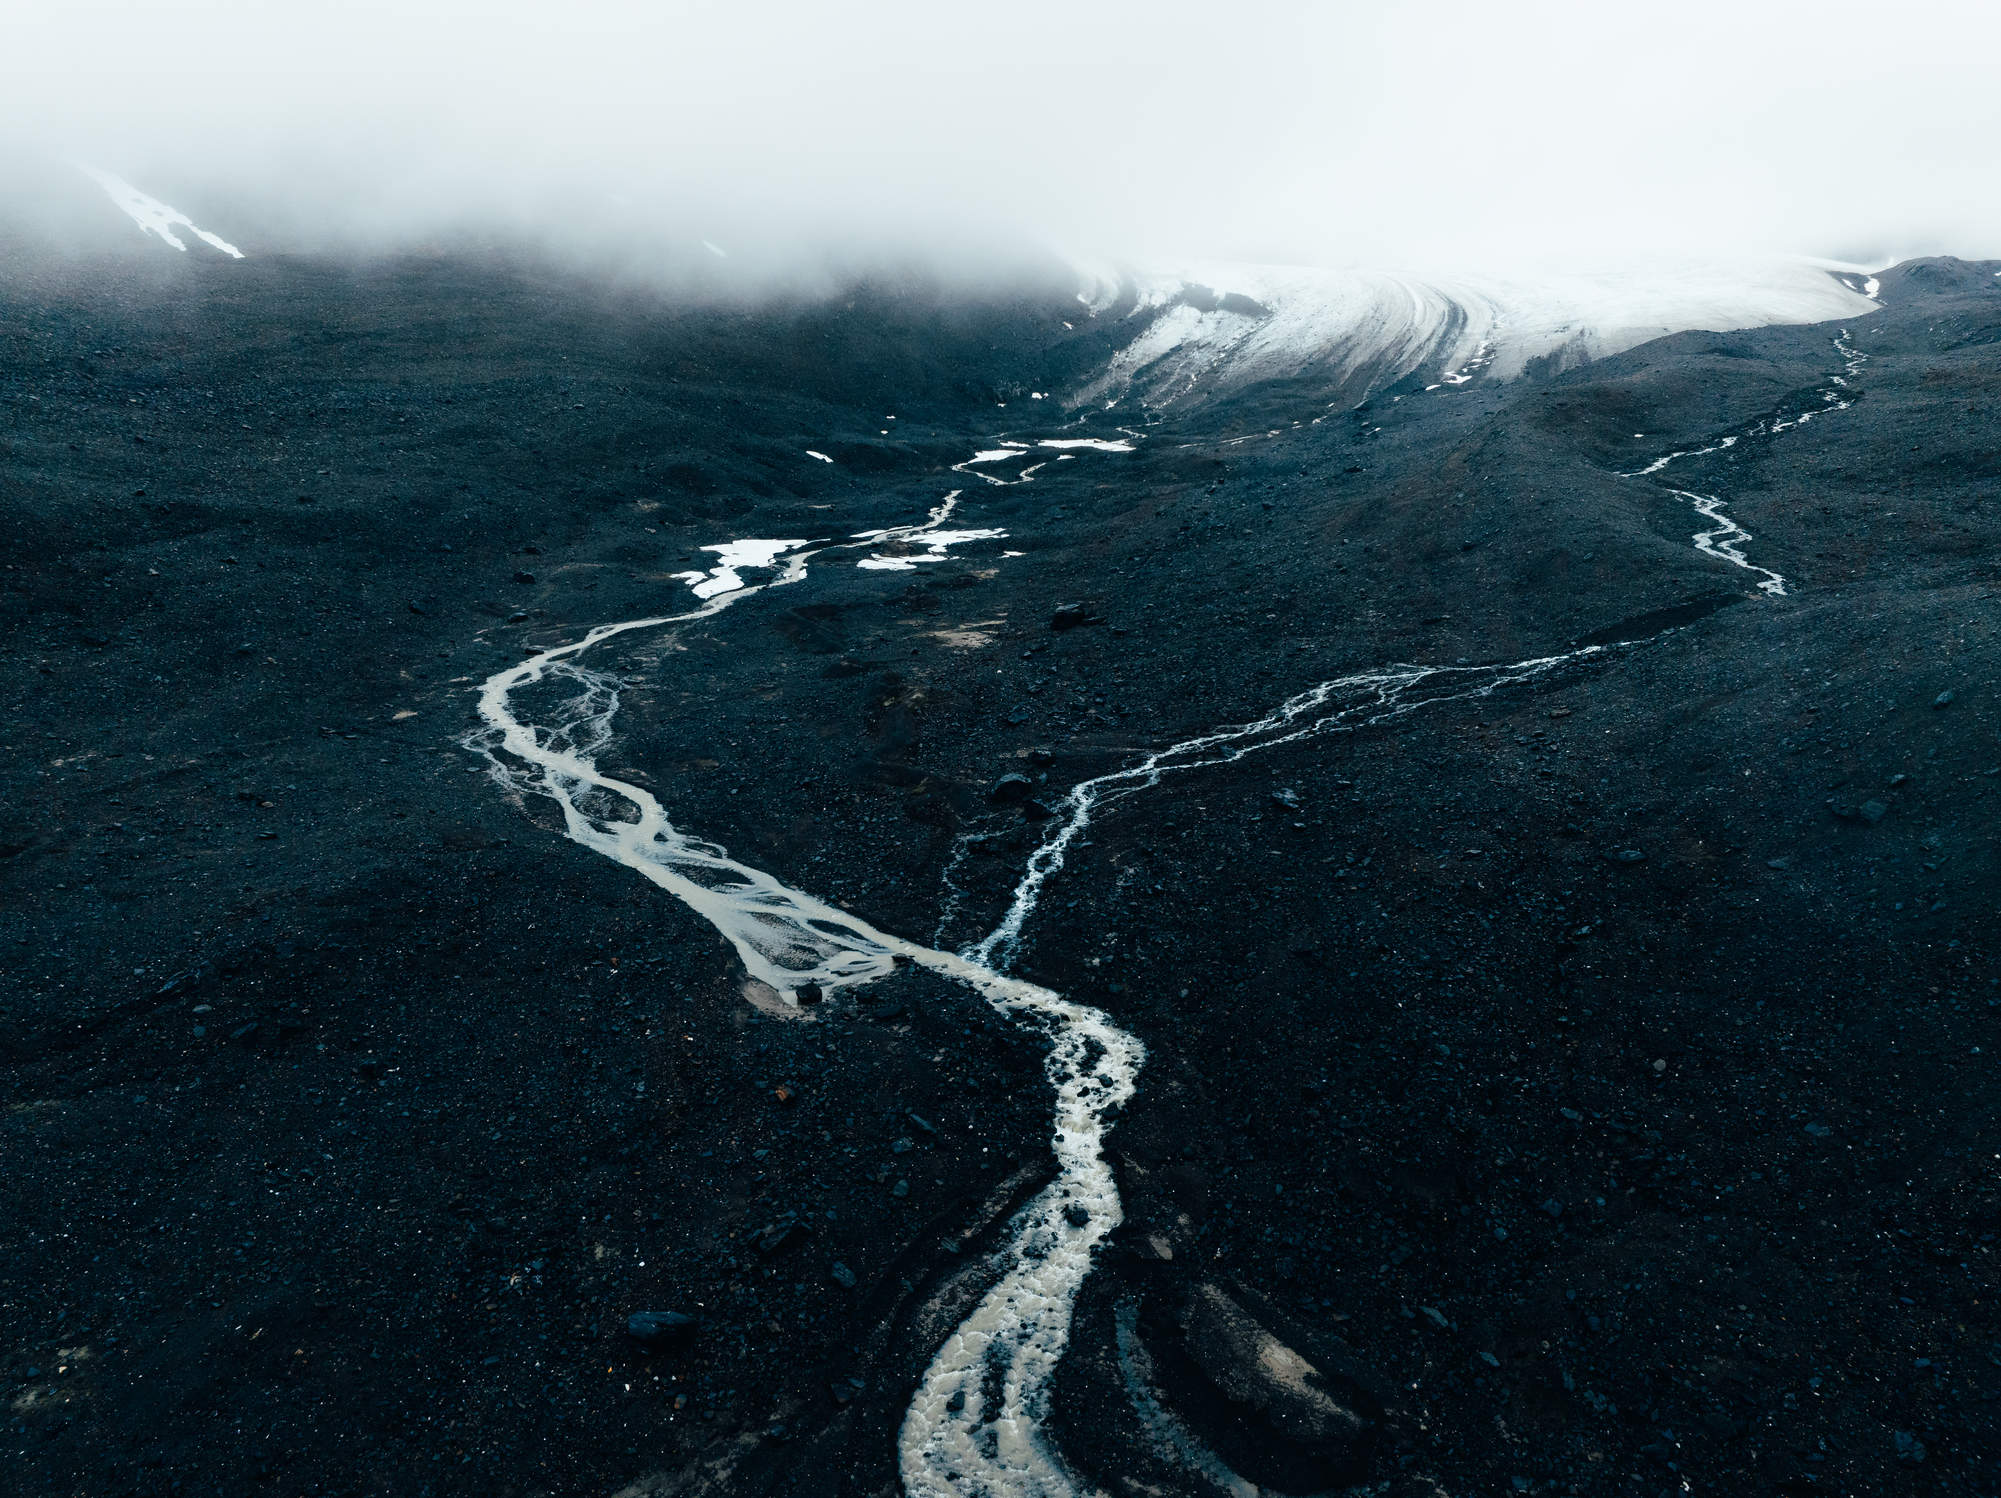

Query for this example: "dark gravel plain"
[3,233,1998,1498]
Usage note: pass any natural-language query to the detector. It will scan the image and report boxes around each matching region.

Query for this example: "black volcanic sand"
[3,245,1998,1498]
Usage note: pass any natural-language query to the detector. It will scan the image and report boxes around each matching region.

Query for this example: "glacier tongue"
[1073,255,1881,408]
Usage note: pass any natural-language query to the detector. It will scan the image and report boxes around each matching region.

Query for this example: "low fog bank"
[0,152,1084,311]
[0,151,1892,428]
[7,0,2001,289]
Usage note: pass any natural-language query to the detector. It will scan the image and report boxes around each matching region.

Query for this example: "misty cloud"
[6,0,1998,271]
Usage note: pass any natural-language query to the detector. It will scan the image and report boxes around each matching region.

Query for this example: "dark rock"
[829,1262,856,1289]
[513,570,537,584]
[1026,747,1054,767]
[1020,798,1056,821]
[1063,1204,1090,1227]
[988,773,1035,804]
[1933,690,1956,709]
[1607,848,1645,864]
[1050,604,1098,631]
[794,983,823,1005]
[1169,1283,1381,1489]
[755,1218,811,1255]
[626,1310,699,1346]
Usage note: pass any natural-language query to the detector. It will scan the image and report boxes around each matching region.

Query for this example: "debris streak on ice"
[78,166,244,258]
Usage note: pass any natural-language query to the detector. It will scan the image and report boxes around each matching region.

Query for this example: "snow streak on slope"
[1073,257,1879,410]
[78,166,244,257]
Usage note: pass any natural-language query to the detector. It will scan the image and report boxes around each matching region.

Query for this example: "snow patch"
[79,166,243,258]
[680,539,811,598]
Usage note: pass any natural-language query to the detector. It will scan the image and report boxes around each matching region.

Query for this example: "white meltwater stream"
[467,488,1613,1495]
[1624,330,1870,596]
[469,516,1143,1497]
[471,323,1874,1495]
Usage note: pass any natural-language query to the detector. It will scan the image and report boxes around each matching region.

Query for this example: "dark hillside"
[2,250,1997,1497]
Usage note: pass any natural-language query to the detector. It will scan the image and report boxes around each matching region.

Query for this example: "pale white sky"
[6,0,1998,270]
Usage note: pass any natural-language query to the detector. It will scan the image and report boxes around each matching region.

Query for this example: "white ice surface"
[1070,255,1880,409]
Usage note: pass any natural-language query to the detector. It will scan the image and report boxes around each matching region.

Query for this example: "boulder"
[988,773,1035,804]
[1051,604,1099,631]
[1140,1282,1384,1491]
[625,1310,699,1347]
